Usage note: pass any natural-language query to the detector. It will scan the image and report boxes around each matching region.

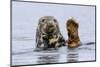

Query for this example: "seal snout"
[44,21,56,34]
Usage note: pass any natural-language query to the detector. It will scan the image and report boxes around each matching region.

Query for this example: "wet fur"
[36,16,65,49]
[66,18,80,48]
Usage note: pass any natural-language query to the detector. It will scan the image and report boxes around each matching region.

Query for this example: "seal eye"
[42,19,45,22]
[53,19,57,22]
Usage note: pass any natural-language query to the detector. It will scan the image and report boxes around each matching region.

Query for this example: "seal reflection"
[67,48,79,62]
[36,49,59,64]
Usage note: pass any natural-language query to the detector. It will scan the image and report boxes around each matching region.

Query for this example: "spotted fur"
[36,16,65,49]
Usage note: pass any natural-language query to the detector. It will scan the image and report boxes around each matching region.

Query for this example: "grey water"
[12,36,95,66]
[12,1,96,66]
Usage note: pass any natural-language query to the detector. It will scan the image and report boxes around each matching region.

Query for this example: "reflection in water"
[37,54,59,64]
[35,49,59,64]
[12,35,95,66]
[67,48,79,62]
[35,47,79,64]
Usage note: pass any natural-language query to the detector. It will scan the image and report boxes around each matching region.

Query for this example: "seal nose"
[44,21,54,33]
[47,21,54,27]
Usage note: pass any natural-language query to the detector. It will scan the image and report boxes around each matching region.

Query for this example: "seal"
[66,17,80,48]
[36,16,65,49]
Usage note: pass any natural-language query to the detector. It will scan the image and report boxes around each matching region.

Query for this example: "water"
[12,1,96,66]
[12,36,95,66]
